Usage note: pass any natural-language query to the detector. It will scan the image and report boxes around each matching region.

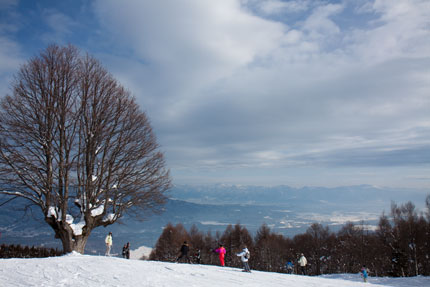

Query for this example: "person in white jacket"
[105,232,113,256]
[236,246,251,273]
[298,253,307,275]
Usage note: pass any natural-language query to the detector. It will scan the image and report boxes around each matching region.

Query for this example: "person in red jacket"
[213,244,226,266]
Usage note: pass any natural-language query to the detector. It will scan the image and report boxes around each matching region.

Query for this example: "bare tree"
[0,45,171,254]
[149,223,189,262]
[306,223,332,275]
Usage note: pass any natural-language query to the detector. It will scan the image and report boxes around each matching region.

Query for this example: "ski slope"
[0,252,428,287]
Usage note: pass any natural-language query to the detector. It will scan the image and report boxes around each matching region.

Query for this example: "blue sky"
[1,0,429,188]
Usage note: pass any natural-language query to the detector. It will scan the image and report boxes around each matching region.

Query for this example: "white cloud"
[0,37,21,72]
[0,0,428,188]
[0,36,23,97]
[256,0,310,15]
[349,0,430,63]
[0,1,22,97]
[302,3,343,40]
[95,0,285,86]
[40,9,78,44]
[90,0,430,187]
[93,0,288,128]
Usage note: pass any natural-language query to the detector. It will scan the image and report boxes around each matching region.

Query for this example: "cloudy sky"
[1,0,429,188]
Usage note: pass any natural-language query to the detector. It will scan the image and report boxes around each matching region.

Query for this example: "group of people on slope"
[105,233,369,282]
[288,253,370,283]
[176,242,227,266]
[104,232,130,259]
[176,242,250,273]
[285,253,307,275]
[212,244,251,273]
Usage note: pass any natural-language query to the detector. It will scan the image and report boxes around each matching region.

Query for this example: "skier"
[213,244,226,266]
[105,232,113,256]
[236,246,251,272]
[176,241,191,263]
[360,265,369,283]
[298,253,307,275]
[286,260,294,274]
[122,242,130,259]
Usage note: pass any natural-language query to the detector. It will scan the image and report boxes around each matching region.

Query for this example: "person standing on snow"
[213,244,226,266]
[122,242,130,259]
[194,249,201,264]
[176,241,191,263]
[236,246,251,272]
[360,265,369,283]
[298,253,307,275]
[122,244,127,258]
[286,260,294,274]
[105,232,113,256]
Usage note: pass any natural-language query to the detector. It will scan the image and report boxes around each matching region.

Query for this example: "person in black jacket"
[122,242,130,259]
[194,249,201,264]
[176,241,191,263]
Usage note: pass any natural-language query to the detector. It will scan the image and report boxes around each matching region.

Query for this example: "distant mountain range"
[169,184,427,208]
[0,184,427,255]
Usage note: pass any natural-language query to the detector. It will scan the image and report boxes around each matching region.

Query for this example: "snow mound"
[130,245,152,260]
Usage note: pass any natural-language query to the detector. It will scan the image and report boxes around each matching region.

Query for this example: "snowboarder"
[105,232,113,256]
[122,242,130,259]
[213,244,226,266]
[298,253,307,275]
[360,265,369,283]
[286,260,294,274]
[176,241,191,263]
[236,246,251,272]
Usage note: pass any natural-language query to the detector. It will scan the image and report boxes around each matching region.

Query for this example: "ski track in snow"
[0,253,429,287]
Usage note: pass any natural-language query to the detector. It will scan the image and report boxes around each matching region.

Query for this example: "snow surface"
[1,252,429,287]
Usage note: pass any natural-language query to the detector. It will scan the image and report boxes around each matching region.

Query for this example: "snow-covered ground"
[0,252,428,287]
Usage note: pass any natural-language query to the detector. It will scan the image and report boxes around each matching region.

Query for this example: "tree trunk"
[46,217,91,254]
[58,230,90,254]
[59,230,74,254]
[73,236,90,254]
